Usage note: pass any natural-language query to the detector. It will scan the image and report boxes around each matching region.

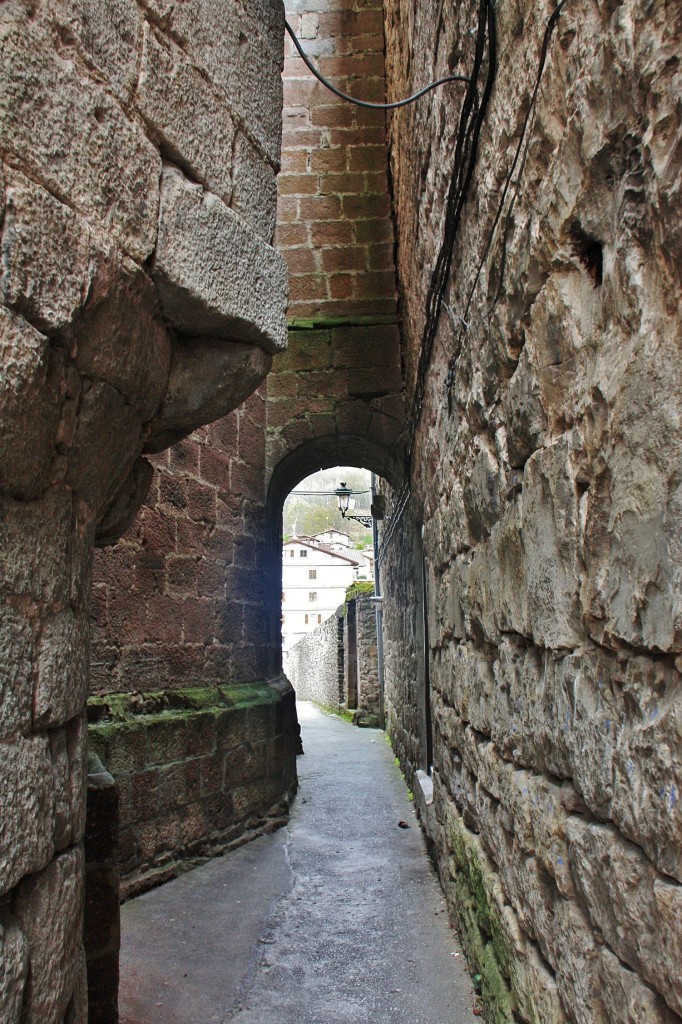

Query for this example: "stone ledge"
[87,679,299,895]
[414,769,436,842]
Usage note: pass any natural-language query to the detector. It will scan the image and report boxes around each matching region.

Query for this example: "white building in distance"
[281,536,361,661]
[312,529,374,581]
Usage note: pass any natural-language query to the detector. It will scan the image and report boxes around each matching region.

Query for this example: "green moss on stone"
[343,581,375,615]
[287,314,398,331]
[480,943,515,1024]
[87,683,280,774]
[445,807,516,1024]
[317,704,355,724]
[87,682,277,727]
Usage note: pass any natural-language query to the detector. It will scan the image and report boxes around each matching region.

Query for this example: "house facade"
[281,537,360,659]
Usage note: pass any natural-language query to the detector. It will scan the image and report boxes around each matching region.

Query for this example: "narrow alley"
[118,704,478,1024]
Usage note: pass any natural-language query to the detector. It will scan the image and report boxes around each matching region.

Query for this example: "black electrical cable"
[285,20,470,109]
[408,0,497,453]
[485,0,568,317]
[445,0,569,379]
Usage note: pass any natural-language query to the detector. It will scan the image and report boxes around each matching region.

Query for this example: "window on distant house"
[309,592,317,602]
[300,549,308,557]
[305,614,309,625]
[309,569,317,579]
[289,550,294,557]
[317,614,322,624]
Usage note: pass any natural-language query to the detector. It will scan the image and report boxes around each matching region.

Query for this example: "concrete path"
[119,702,479,1024]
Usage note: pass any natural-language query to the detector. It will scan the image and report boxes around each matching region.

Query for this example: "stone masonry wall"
[0,2,287,1021]
[287,592,378,723]
[264,0,405,531]
[92,390,270,696]
[286,611,344,708]
[380,2,682,1023]
[88,0,405,895]
[278,0,396,323]
[87,681,297,898]
[354,594,380,724]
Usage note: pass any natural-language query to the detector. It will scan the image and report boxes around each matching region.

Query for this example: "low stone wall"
[87,680,298,899]
[287,591,379,724]
[286,613,343,709]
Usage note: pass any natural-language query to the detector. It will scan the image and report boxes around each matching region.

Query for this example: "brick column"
[278,0,397,323]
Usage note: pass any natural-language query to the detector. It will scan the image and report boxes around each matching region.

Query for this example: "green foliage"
[344,580,374,604]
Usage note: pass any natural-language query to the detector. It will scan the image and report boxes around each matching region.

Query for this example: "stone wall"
[286,612,344,708]
[287,590,379,724]
[0,1,287,1020]
[92,391,271,695]
[278,0,396,323]
[380,1,682,1023]
[88,0,405,899]
[88,681,297,897]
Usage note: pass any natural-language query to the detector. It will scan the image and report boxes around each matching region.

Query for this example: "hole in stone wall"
[570,222,603,287]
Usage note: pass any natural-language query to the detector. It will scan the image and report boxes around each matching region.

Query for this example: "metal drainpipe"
[371,473,386,731]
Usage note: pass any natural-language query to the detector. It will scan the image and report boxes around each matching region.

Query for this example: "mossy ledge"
[87,681,278,726]
[343,580,375,615]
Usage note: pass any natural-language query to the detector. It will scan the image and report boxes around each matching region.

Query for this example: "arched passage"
[264,434,405,677]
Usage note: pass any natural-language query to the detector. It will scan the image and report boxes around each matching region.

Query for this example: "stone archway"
[264,430,406,677]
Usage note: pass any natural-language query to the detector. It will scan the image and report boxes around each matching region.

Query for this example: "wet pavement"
[119,702,478,1024]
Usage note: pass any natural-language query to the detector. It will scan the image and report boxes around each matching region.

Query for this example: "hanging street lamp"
[334,482,373,528]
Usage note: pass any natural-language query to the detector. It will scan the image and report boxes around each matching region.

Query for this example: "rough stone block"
[502,349,548,468]
[231,130,278,241]
[44,0,144,103]
[0,604,35,740]
[0,7,160,261]
[0,735,55,894]
[566,818,682,1016]
[136,23,235,204]
[35,612,89,730]
[0,488,73,606]
[73,258,171,423]
[143,339,271,453]
[139,0,284,164]
[145,717,188,767]
[553,649,682,881]
[581,325,682,654]
[0,910,28,1024]
[462,440,502,541]
[598,946,680,1024]
[487,497,529,638]
[0,306,64,500]
[1,172,93,334]
[90,723,146,777]
[49,715,87,852]
[522,439,582,650]
[65,381,142,515]
[152,168,288,354]
[12,846,86,1024]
